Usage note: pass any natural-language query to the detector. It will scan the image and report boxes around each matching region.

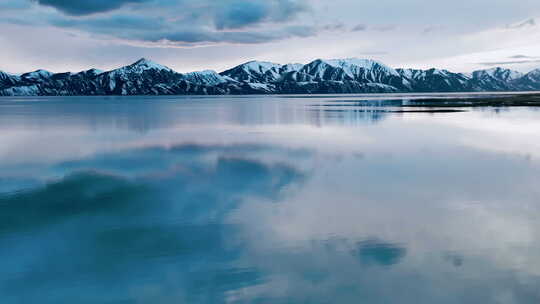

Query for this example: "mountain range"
[1,58,540,96]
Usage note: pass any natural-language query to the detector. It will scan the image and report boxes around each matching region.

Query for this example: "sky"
[1,0,540,74]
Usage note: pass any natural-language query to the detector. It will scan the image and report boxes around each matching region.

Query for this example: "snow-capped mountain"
[470,67,524,91]
[397,68,471,92]
[299,58,400,81]
[0,58,235,96]
[1,57,540,96]
[473,67,523,82]
[94,58,184,95]
[267,58,403,93]
[514,69,540,90]
[220,61,287,83]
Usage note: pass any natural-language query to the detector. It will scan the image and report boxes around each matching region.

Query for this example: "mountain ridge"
[1,58,539,96]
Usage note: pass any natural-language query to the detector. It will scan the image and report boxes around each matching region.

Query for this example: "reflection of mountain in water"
[308,100,407,125]
[310,105,388,125]
[0,96,397,131]
[0,95,527,132]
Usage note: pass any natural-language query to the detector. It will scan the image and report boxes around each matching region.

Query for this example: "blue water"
[1,94,540,303]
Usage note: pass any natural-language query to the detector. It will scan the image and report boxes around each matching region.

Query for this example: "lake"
[1,94,540,303]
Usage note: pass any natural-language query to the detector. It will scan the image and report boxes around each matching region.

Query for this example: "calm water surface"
[1,94,540,303]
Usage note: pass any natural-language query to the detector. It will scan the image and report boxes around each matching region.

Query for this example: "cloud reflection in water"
[2,96,540,303]
[0,143,305,303]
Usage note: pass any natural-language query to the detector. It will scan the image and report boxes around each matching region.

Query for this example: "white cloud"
[1,1,540,74]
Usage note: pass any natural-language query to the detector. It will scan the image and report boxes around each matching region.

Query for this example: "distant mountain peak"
[243,60,280,65]
[87,68,104,74]
[241,61,282,72]
[220,60,284,83]
[21,69,53,80]
[132,57,151,65]
[323,57,379,66]
[303,57,400,79]
[333,58,398,75]
[126,58,172,72]
[526,68,540,76]
[76,68,104,77]
[473,67,523,81]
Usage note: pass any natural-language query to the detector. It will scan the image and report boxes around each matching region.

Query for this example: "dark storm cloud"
[321,22,346,31]
[214,1,273,30]
[486,55,540,67]
[351,24,367,32]
[350,24,395,32]
[50,18,317,45]
[33,0,309,22]
[509,55,538,59]
[149,25,317,44]
[33,0,149,15]
[478,59,540,66]
[51,15,166,32]
[506,18,537,29]
[23,0,313,45]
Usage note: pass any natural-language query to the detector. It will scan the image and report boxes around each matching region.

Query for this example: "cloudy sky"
[1,0,540,74]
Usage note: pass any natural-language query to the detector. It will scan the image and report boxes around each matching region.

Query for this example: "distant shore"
[402,93,540,108]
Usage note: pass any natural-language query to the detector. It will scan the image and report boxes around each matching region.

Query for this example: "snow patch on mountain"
[242,61,282,73]
[324,58,400,76]
[21,69,53,81]
[282,63,304,72]
[183,70,228,85]
[220,60,284,83]
[108,58,173,78]
[130,58,172,71]
[81,68,104,76]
